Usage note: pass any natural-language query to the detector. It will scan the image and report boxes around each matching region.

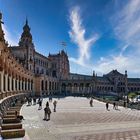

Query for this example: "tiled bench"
[1,129,25,139]
[2,123,22,130]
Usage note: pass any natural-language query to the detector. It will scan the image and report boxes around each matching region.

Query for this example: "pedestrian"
[47,105,51,120]
[44,106,48,121]
[33,97,36,105]
[124,101,127,108]
[43,102,51,121]
[89,98,93,107]
[29,97,32,105]
[113,102,116,110]
[106,102,109,111]
[53,100,57,112]
[38,98,42,110]
[46,101,49,107]
[15,111,24,121]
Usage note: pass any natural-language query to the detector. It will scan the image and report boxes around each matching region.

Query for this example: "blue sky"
[0,0,140,77]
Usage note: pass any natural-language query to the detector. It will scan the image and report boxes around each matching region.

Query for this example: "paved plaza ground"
[20,97,140,140]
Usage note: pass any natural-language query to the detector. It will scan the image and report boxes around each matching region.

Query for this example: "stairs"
[1,104,25,139]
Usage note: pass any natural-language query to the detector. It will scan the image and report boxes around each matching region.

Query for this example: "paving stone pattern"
[21,97,140,140]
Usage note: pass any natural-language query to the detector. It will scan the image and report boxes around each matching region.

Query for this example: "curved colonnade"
[0,35,33,113]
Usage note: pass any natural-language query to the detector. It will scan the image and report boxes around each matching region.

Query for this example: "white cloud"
[112,0,140,50]
[69,7,99,67]
[91,0,140,77]
[2,24,18,46]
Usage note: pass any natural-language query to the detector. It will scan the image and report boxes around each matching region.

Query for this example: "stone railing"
[0,92,30,116]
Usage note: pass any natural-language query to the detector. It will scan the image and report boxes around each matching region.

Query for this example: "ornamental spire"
[0,11,5,42]
[26,17,28,25]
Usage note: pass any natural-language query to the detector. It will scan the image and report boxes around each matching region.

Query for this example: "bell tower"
[19,19,35,73]
[0,12,5,42]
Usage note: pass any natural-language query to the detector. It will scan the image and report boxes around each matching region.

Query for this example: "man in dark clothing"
[106,102,109,111]
[89,98,93,107]
[43,102,51,121]
[113,102,116,110]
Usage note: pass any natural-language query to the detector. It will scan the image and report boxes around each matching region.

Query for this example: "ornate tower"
[0,12,5,42]
[19,19,35,73]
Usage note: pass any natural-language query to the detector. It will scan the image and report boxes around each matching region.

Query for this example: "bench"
[1,129,25,139]
[3,118,20,124]
[2,123,22,130]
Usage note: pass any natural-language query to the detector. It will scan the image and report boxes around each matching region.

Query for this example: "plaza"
[21,97,140,140]
[1,1,140,139]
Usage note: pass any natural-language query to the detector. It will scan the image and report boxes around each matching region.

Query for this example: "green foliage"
[128,92,137,99]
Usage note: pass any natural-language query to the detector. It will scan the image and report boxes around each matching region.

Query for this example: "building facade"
[1,12,140,101]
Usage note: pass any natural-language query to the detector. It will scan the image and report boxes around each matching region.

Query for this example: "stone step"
[1,129,25,139]
[6,111,19,115]
[2,123,22,130]
[9,107,21,109]
[8,109,20,112]
[3,118,20,124]
[3,115,16,118]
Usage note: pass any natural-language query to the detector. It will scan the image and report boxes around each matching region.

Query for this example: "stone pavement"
[20,97,140,140]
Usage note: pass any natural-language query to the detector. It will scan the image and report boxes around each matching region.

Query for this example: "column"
[5,74,8,94]
[23,80,25,91]
[0,71,4,99]
[9,76,12,94]
[13,78,16,92]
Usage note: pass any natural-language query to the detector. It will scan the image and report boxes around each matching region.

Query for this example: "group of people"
[25,96,58,121]
[106,102,119,111]
[43,100,57,121]
[89,98,121,111]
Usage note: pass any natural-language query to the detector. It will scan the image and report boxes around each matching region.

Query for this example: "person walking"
[113,102,116,110]
[38,98,42,110]
[47,106,51,120]
[44,106,48,121]
[106,102,109,111]
[53,100,57,112]
[89,98,93,107]
[33,97,36,105]
[44,101,51,120]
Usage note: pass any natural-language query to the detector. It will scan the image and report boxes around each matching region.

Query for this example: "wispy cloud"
[69,6,99,67]
[2,24,18,46]
[112,0,140,50]
[92,0,140,77]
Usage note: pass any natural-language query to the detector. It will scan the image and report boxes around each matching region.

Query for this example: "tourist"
[49,96,52,102]
[47,105,51,120]
[113,102,116,110]
[106,102,109,111]
[38,98,43,110]
[29,97,32,105]
[43,106,48,121]
[15,111,24,121]
[33,97,36,105]
[124,101,127,108]
[44,102,51,121]
[53,100,57,112]
[89,98,93,107]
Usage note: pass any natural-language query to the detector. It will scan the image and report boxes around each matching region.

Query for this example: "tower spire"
[0,11,5,42]
[26,17,28,25]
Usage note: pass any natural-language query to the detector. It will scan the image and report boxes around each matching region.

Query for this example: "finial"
[125,70,127,75]
[26,17,28,25]
[93,70,95,76]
